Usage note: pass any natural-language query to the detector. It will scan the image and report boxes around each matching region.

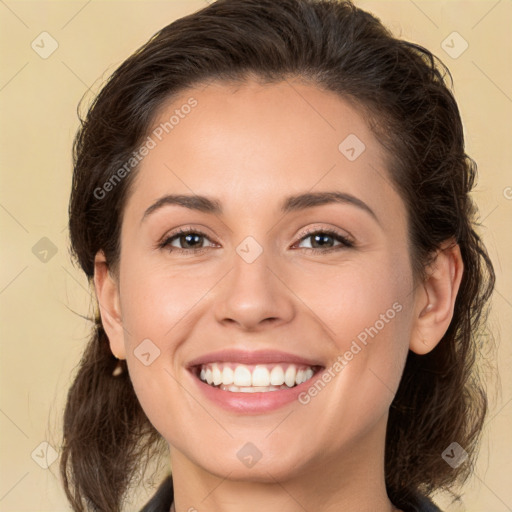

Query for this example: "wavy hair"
[62,0,495,510]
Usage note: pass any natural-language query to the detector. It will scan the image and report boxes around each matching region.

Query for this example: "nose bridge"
[232,242,272,292]
[213,239,295,329]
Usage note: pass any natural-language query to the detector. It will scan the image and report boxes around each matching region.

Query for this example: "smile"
[187,349,325,413]
[196,362,318,392]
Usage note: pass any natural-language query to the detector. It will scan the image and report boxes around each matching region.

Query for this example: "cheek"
[118,256,215,345]
[116,259,202,439]
[292,280,412,455]
[294,249,412,348]
[295,251,413,411]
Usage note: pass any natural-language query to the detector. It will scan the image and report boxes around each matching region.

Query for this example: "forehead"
[125,79,404,227]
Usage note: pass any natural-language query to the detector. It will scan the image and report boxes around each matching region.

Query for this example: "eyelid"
[157,224,217,245]
[157,226,218,253]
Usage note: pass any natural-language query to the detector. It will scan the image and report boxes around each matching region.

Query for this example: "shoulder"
[139,475,174,512]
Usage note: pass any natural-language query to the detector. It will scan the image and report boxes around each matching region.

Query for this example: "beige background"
[0,1,510,510]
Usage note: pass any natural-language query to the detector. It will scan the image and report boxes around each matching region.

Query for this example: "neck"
[168,419,399,512]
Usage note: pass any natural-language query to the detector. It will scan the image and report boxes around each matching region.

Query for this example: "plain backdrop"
[0,1,511,510]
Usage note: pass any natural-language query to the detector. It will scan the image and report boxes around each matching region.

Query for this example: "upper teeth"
[199,363,315,388]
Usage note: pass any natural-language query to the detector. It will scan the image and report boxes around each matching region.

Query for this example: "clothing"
[140,475,442,512]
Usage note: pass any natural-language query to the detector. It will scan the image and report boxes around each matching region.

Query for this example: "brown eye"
[174,232,204,249]
[295,229,354,252]
[159,229,216,253]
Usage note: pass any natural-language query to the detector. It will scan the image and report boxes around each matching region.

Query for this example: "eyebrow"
[141,191,378,224]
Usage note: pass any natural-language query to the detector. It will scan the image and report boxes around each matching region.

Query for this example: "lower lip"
[189,369,323,414]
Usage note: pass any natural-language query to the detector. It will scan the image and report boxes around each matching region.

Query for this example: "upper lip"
[187,349,325,368]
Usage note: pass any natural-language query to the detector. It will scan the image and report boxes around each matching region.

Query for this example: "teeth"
[284,365,296,387]
[212,365,222,385]
[198,362,317,390]
[270,365,285,385]
[233,365,252,386]
[252,365,270,387]
[221,384,288,393]
[222,366,234,385]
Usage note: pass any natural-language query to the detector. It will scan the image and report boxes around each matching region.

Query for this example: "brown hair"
[62,0,495,510]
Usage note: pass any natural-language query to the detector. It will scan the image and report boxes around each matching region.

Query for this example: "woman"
[61,0,495,511]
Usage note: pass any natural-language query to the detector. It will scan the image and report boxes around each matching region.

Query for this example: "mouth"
[191,362,323,393]
[187,351,326,413]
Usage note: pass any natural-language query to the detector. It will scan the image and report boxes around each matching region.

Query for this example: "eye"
[158,228,217,254]
[294,228,354,253]
[158,227,354,255]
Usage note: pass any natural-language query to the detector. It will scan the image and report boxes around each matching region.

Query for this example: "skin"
[94,78,463,512]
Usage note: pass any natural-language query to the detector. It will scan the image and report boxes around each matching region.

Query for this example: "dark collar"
[139,475,173,512]
[139,475,442,512]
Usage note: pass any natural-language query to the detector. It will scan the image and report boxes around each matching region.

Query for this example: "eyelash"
[158,227,354,255]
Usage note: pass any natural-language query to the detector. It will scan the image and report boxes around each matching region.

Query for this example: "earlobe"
[93,251,126,359]
[410,241,464,355]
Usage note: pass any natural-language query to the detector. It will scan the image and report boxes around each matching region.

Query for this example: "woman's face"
[105,79,421,481]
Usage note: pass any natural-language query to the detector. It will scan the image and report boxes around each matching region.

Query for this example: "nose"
[213,248,295,331]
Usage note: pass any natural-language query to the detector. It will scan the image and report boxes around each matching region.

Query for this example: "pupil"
[313,234,332,247]
[183,234,201,248]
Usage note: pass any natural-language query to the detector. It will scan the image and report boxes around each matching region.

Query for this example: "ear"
[93,251,126,359]
[410,240,464,355]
